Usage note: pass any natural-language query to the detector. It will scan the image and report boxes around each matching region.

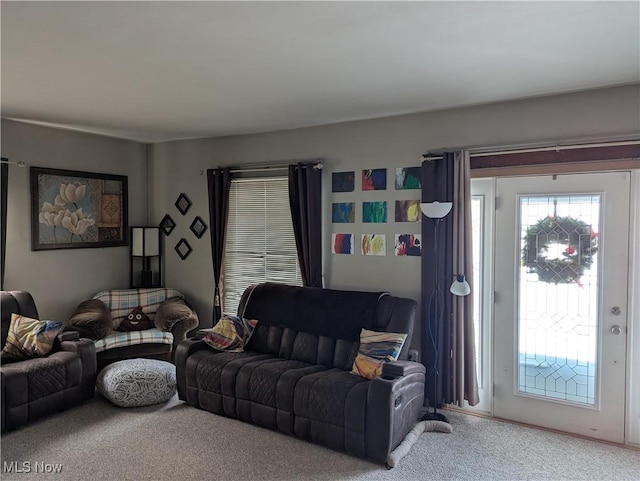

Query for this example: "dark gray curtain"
[421,154,455,408]
[207,168,231,323]
[1,161,8,290]
[288,163,323,287]
[421,151,479,408]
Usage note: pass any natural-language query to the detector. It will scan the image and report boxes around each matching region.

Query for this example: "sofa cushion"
[351,329,407,379]
[1,314,64,360]
[94,328,173,354]
[93,288,184,329]
[117,307,153,332]
[203,314,257,352]
[67,299,112,340]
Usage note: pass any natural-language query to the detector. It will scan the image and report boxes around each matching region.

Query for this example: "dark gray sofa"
[176,283,425,464]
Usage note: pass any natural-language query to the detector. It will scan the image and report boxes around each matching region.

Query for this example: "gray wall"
[149,84,640,341]
[1,119,147,320]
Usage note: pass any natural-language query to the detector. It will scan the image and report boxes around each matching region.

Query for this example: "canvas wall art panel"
[362,201,387,223]
[395,167,422,190]
[332,171,355,192]
[395,234,422,256]
[361,234,386,256]
[332,202,355,223]
[31,167,128,250]
[395,200,421,222]
[362,169,387,191]
[332,233,354,254]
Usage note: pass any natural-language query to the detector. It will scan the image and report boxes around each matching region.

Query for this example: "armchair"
[1,291,96,432]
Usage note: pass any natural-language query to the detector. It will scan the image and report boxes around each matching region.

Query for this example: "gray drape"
[449,151,479,406]
[207,168,231,323]
[1,161,8,290]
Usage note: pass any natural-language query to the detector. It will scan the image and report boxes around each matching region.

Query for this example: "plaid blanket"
[93,288,183,328]
[94,328,174,353]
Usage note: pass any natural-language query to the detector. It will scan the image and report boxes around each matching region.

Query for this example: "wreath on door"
[522,216,598,284]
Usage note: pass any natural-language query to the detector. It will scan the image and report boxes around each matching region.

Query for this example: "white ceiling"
[1,1,639,143]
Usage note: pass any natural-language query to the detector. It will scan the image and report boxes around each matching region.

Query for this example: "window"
[223,177,302,314]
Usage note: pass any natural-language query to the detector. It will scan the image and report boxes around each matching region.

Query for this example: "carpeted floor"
[1,395,639,481]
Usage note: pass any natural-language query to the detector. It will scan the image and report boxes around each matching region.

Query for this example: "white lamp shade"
[132,227,159,257]
[420,201,453,219]
[450,274,471,296]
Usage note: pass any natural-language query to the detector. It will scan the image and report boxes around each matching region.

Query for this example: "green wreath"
[522,216,598,284]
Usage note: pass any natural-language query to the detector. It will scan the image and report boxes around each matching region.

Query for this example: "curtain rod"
[199,160,323,175]
[422,139,640,161]
[0,158,26,167]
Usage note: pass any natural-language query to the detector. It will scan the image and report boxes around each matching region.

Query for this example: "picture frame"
[175,238,193,260]
[31,167,128,251]
[189,216,208,239]
[175,193,192,215]
[160,214,176,236]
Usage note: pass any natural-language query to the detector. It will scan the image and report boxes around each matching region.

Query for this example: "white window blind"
[223,176,302,314]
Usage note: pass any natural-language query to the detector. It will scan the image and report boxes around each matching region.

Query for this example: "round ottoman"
[97,359,177,407]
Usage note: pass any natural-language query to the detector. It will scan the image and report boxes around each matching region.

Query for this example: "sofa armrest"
[57,331,79,342]
[175,338,210,401]
[59,338,97,384]
[365,365,425,464]
[169,314,200,353]
[381,360,425,379]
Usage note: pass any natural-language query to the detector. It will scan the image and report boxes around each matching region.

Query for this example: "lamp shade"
[450,274,471,296]
[131,227,160,257]
[420,201,453,219]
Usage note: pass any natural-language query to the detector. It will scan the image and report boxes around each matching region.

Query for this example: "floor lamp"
[420,201,471,423]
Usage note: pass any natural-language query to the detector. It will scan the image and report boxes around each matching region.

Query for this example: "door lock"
[611,306,621,316]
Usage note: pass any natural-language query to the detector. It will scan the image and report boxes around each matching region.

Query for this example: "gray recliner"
[1,290,96,432]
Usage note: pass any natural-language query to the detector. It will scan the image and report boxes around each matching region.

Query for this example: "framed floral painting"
[31,167,128,250]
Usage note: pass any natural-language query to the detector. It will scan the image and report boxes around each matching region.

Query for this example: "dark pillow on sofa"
[68,299,113,340]
[154,296,193,331]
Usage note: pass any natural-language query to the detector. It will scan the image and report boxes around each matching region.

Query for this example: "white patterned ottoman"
[97,359,177,407]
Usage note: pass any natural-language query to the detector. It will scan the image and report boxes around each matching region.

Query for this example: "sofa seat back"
[93,288,183,328]
[239,283,416,369]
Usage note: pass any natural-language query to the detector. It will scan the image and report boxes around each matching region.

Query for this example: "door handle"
[610,325,622,335]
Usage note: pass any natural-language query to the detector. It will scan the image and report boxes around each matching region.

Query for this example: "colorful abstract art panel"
[395,167,422,190]
[395,234,422,256]
[332,202,355,223]
[332,233,354,254]
[332,171,355,192]
[395,200,421,222]
[361,234,386,256]
[362,201,387,223]
[362,169,387,191]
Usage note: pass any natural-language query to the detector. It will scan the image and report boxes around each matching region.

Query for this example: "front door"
[493,172,630,443]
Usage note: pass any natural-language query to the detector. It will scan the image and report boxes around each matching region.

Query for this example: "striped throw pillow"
[351,328,407,379]
[1,313,64,360]
[203,314,258,352]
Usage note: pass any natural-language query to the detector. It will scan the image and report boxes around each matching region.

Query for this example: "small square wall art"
[361,234,386,256]
[362,169,387,191]
[332,233,354,254]
[332,171,355,192]
[395,234,422,257]
[332,202,355,223]
[395,167,421,190]
[362,201,387,223]
[395,200,421,222]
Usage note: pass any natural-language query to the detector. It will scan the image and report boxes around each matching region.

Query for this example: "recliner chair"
[1,290,96,432]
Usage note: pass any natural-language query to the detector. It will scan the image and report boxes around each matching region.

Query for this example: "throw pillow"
[1,313,64,360]
[117,306,154,332]
[202,314,258,352]
[351,328,407,380]
[67,298,113,340]
[154,296,193,332]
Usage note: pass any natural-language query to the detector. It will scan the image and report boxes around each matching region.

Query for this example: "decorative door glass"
[518,194,600,406]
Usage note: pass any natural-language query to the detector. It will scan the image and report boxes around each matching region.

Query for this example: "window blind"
[223,176,302,314]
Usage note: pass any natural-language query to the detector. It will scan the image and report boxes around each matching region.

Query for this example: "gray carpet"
[1,395,639,481]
